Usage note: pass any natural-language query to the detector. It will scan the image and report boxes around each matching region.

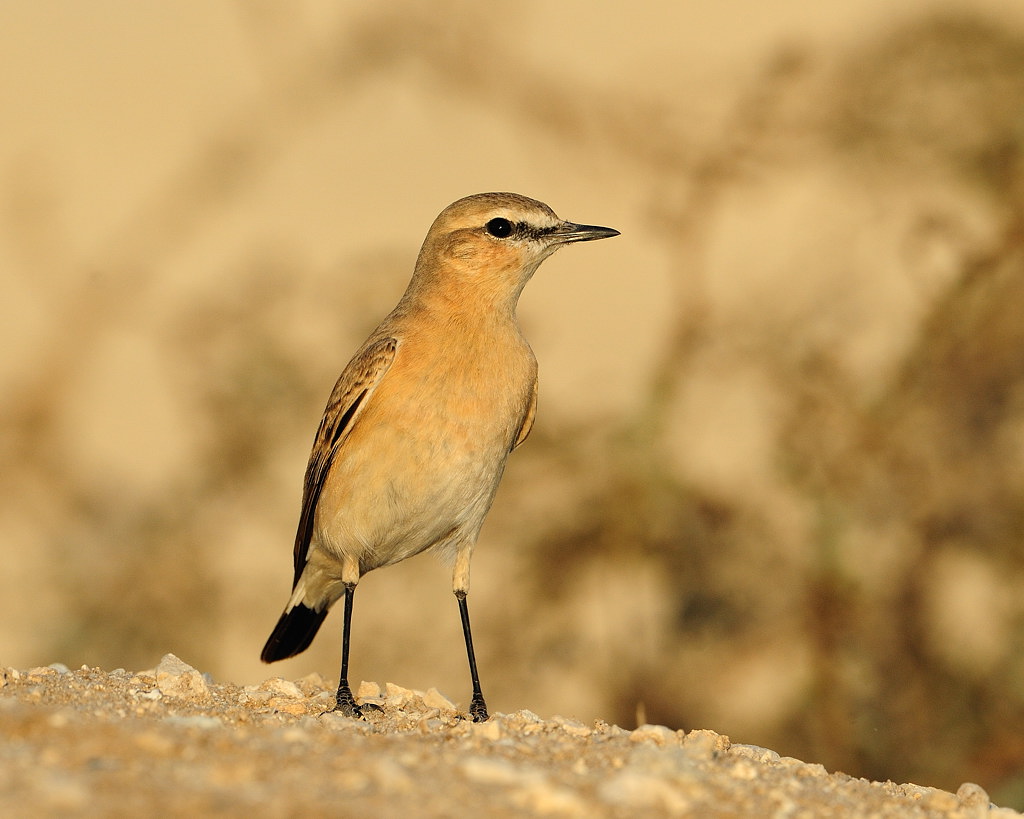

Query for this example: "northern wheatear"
[261,192,619,721]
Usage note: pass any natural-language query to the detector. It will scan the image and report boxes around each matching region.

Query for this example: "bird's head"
[408,192,619,314]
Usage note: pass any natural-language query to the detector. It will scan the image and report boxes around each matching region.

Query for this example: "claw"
[334,685,363,718]
[469,696,489,723]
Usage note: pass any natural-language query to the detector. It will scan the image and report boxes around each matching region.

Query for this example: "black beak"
[552,221,621,244]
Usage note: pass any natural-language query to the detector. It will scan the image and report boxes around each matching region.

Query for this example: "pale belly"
[313,391,517,573]
[309,310,537,580]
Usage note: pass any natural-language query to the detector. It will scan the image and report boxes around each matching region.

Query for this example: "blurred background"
[4,0,1024,805]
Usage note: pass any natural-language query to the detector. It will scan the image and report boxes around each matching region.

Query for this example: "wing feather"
[511,376,538,452]
[290,336,397,584]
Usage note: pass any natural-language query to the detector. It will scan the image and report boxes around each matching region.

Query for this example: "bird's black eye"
[486,217,513,238]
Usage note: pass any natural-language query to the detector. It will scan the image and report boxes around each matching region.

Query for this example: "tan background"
[4,0,1024,807]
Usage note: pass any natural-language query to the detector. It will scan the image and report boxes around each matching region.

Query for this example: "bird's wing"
[291,336,398,584]
[511,376,538,451]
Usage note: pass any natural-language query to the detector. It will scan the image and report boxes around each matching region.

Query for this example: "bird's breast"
[315,316,537,568]
[389,317,536,439]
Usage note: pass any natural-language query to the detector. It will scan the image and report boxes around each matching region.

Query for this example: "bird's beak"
[551,221,621,244]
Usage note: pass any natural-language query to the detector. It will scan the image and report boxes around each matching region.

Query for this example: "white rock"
[550,715,591,737]
[155,654,211,703]
[516,709,543,723]
[730,743,780,764]
[384,682,414,707]
[681,729,725,759]
[422,687,457,712]
[259,677,303,699]
[630,724,677,746]
[297,671,328,691]
[956,781,989,807]
[28,666,57,679]
[356,680,381,700]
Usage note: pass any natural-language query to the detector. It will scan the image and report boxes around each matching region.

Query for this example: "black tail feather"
[261,604,329,663]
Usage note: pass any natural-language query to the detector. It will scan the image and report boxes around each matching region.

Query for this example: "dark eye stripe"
[484,219,556,241]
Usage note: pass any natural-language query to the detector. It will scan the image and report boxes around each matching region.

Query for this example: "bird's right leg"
[333,581,362,717]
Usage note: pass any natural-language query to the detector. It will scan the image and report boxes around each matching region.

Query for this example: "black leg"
[456,590,488,722]
[333,583,362,717]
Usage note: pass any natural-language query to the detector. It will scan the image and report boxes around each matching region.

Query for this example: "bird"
[260,192,619,721]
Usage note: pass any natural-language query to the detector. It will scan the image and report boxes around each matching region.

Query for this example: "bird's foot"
[333,684,363,718]
[469,694,489,723]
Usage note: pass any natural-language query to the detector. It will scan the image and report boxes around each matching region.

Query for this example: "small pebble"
[155,654,211,703]
[730,744,780,764]
[923,789,960,811]
[630,724,677,746]
[259,678,303,699]
[956,782,989,808]
[384,682,414,708]
[796,763,829,778]
[267,697,307,715]
[550,715,591,737]
[28,666,57,678]
[422,687,457,712]
[239,689,271,706]
[356,680,381,700]
[681,729,724,760]
[296,671,329,693]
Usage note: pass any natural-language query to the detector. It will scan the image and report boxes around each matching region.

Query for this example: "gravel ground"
[0,655,1017,818]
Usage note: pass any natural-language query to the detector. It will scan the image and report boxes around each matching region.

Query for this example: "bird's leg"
[456,590,489,722]
[333,582,362,717]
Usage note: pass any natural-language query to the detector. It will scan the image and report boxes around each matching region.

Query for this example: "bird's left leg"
[454,549,488,722]
[333,581,362,717]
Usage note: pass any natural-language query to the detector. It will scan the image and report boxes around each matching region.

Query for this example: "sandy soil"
[0,656,1015,818]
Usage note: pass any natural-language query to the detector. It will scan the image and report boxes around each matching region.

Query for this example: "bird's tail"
[260,603,329,663]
